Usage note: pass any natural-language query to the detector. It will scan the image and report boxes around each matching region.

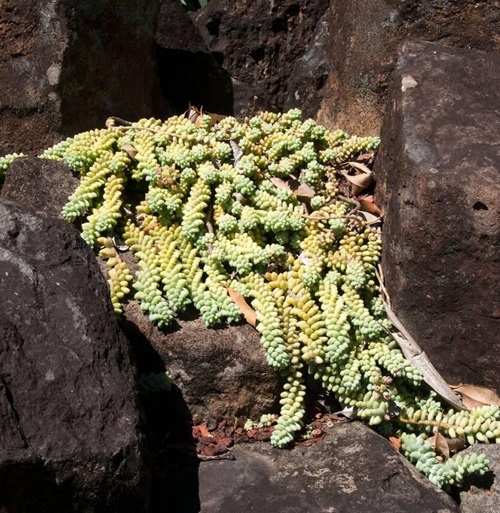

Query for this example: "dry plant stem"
[376,265,465,411]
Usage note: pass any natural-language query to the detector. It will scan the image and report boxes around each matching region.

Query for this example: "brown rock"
[318,0,500,134]
[0,0,160,156]
[123,300,281,419]
[374,41,500,391]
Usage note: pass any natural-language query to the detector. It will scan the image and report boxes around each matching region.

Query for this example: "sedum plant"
[0,109,496,488]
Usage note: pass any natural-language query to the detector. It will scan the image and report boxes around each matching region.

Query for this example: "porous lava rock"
[0,199,149,512]
[319,0,500,134]
[155,0,329,117]
[0,0,160,156]
[374,41,500,392]
[198,422,459,513]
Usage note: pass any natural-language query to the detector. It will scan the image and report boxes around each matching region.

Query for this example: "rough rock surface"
[122,300,281,420]
[198,422,459,513]
[459,445,500,513]
[0,199,149,512]
[155,0,329,117]
[1,157,78,217]
[318,0,500,134]
[374,41,500,391]
[0,0,160,155]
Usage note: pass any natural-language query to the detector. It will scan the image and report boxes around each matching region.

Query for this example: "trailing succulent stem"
[1,109,496,488]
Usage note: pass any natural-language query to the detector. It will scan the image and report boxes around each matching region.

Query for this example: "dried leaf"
[141,222,160,232]
[209,113,226,125]
[194,106,204,127]
[356,152,374,162]
[331,406,357,419]
[340,169,374,195]
[432,431,450,460]
[446,438,465,454]
[121,143,138,160]
[451,384,500,408]
[358,211,381,225]
[225,287,257,326]
[348,161,372,174]
[269,177,315,199]
[270,177,291,191]
[230,141,244,168]
[359,199,383,216]
[187,106,201,124]
[389,436,401,451]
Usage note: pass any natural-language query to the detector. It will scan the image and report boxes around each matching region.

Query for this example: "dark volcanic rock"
[374,41,500,392]
[319,0,500,134]
[1,157,78,217]
[155,0,330,117]
[0,0,160,156]
[0,199,149,512]
[199,422,458,513]
[283,11,330,119]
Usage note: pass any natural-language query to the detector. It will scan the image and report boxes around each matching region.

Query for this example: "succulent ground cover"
[1,109,498,488]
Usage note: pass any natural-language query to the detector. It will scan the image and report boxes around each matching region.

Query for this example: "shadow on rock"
[122,317,201,513]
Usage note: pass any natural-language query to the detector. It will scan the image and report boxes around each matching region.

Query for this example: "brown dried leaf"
[356,152,374,162]
[389,436,401,451]
[194,106,204,127]
[348,161,372,174]
[340,169,374,195]
[209,113,227,125]
[187,105,201,124]
[270,177,315,199]
[121,143,138,160]
[451,384,500,408]
[432,431,450,460]
[225,287,257,327]
[446,438,465,454]
[358,211,381,225]
[359,199,383,216]
[141,222,160,232]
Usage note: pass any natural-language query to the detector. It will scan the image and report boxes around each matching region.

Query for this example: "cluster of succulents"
[1,109,497,488]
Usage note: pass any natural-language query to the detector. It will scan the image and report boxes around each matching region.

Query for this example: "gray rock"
[0,0,160,155]
[199,422,458,513]
[0,199,150,512]
[374,41,500,391]
[459,444,500,513]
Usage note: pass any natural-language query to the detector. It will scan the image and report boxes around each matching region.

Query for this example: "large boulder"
[0,0,160,156]
[318,0,500,134]
[198,422,459,513]
[0,198,150,512]
[374,41,500,391]
[155,0,329,117]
